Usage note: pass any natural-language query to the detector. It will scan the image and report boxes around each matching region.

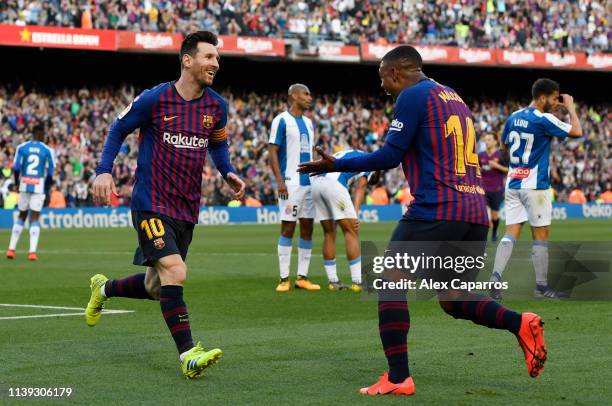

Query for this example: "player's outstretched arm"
[297,147,336,174]
[561,94,583,138]
[298,143,404,175]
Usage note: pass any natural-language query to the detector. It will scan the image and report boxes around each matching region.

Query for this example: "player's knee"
[167,265,187,285]
[281,221,296,238]
[157,258,187,285]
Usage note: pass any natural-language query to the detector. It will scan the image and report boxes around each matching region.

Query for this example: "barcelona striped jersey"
[385,79,489,226]
[96,81,228,223]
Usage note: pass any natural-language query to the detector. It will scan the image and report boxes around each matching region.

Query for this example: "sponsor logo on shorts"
[509,167,531,179]
[337,201,346,211]
[153,238,165,250]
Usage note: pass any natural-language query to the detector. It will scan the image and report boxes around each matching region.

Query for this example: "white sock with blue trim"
[29,221,41,253]
[349,256,362,284]
[532,240,549,287]
[277,236,293,279]
[297,238,312,277]
[491,235,515,281]
[324,259,338,283]
[9,219,24,251]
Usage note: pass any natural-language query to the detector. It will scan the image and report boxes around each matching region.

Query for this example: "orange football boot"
[359,373,415,396]
[28,252,38,261]
[295,276,320,290]
[517,312,547,378]
[6,249,15,259]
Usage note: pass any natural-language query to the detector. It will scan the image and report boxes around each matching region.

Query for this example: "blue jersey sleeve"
[268,115,286,146]
[500,119,511,145]
[46,148,56,177]
[539,112,571,139]
[384,87,423,152]
[210,97,228,143]
[13,145,24,172]
[96,87,159,175]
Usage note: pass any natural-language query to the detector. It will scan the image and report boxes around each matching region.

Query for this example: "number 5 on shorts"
[292,205,298,217]
[140,218,165,240]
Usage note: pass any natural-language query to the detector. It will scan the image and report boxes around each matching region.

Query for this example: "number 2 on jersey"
[444,115,480,176]
[26,155,40,176]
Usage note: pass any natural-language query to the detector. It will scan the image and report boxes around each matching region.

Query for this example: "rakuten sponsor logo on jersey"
[509,167,531,179]
[389,119,404,132]
[163,132,208,149]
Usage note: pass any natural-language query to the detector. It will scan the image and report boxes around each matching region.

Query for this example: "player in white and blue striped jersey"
[268,84,318,292]
[311,138,378,292]
[490,79,582,299]
[6,125,55,261]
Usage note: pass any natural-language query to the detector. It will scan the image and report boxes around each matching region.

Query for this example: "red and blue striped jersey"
[386,79,489,226]
[97,81,228,223]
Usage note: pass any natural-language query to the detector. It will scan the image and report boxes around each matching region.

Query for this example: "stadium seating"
[0,85,609,207]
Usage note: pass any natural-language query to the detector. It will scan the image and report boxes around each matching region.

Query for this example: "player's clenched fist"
[92,173,118,206]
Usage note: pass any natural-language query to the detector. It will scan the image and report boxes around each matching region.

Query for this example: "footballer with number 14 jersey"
[298,46,549,396]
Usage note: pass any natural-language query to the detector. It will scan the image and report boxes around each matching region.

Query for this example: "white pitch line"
[0,303,86,311]
[0,310,133,321]
[0,303,134,321]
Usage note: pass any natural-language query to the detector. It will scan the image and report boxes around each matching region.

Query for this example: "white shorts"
[311,177,357,222]
[278,184,315,222]
[17,192,45,212]
[504,188,551,227]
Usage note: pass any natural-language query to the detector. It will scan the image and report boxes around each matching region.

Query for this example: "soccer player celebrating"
[489,79,582,300]
[268,84,319,292]
[299,46,548,395]
[311,137,378,292]
[85,31,246,380]
[478,133,508,241]
[6,124,55,261]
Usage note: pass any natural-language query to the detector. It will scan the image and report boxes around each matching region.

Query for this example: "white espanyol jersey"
[501,106,571,190]
[320,149,371,189]
[268,111,314,187]
[13,140,55,194]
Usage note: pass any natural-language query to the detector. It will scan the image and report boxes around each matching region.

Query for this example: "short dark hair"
[532,78,559,99]
[381,45,423,69]
[32,124,44,140]
[180,31,218,64]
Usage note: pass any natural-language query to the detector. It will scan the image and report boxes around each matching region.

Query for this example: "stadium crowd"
[0,0,609,53]
[0,83,610,209]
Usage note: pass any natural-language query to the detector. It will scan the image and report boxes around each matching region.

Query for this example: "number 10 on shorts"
[140,218,165,240]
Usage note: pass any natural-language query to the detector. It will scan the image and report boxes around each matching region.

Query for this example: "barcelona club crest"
[153,238,165,250]
[202,115,214,129]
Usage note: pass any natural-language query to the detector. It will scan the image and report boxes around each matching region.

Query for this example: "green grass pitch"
[1,220,610,405]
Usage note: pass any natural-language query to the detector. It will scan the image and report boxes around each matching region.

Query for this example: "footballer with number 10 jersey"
[97,81,230,224]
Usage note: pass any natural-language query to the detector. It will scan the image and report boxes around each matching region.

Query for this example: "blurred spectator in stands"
[49,185,67,208]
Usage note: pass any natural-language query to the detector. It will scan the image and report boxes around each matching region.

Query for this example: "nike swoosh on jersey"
[163,115,178,121]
